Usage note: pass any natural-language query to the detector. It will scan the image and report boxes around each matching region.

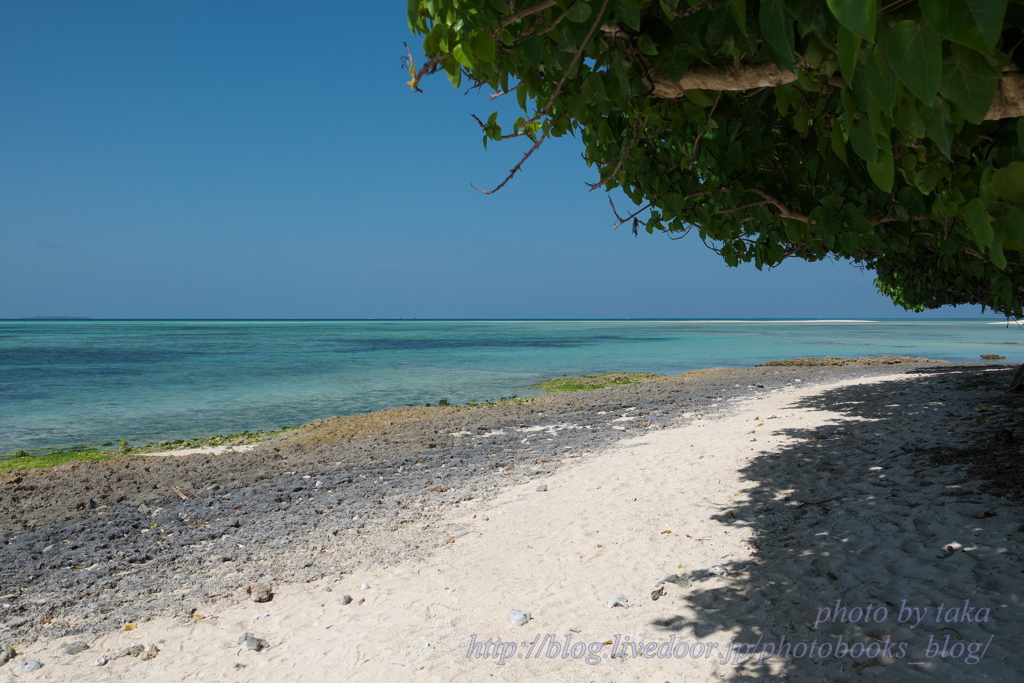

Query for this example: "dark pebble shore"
[0,360,1000,643]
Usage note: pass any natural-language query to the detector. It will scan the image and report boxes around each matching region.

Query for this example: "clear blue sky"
[0,2,996,319]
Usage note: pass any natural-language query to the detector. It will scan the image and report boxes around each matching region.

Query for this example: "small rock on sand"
[340,595,353,605]
[94,653,108,666]
[17,660,43,673]
[536,484,548,492]
[248,581,273,603]
[360,582,370,590]
[139,644,160,661]
[61,640,90,655]
[607,594,629,608]
[509,610,531,627]
[0,644,14,667]
[237,633,270,651]
[113,644,145,660]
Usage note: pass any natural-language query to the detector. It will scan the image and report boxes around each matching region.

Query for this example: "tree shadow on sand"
[648,365,1021,682]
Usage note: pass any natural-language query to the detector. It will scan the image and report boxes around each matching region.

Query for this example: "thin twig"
[471,133,549,194]
[489,84,521,100]
[689,90,723,170]
[609,197,652,229]
[587,116,648,192]
[471,113,534,140]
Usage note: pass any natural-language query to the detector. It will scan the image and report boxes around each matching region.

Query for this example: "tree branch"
[746,189,810,222]
[644,62,799,97]
[985,73,1024,121]
[632,53,1024,121]
[471,133,549,194]
[500,0,557,27]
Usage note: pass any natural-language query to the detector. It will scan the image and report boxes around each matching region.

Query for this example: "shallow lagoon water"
[1,319,1018,454]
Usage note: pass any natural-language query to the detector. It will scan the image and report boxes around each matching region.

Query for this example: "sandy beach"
[2,360,1023,681]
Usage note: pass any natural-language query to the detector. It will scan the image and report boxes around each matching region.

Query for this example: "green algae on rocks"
[0,426,300,472]
[532,372,667,393]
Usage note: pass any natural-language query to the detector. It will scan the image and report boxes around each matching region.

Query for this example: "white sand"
[13,370,1024,681]
[139,445,255,458]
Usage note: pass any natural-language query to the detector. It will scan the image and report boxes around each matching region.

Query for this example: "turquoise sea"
[1,319,1019,456]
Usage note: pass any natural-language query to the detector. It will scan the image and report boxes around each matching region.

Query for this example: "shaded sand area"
[2,361,1024,680]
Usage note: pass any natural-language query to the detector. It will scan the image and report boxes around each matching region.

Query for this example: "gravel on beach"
[0,359,1015,644]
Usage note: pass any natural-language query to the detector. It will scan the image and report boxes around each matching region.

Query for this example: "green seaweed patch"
[0,448,119,472]
[532,372,666,393]
[1,425,302,471]
[120,425,301,455]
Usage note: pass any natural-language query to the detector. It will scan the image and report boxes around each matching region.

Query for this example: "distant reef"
[18,316,93,320]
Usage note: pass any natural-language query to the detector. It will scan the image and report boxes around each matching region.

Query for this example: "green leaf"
[469,32,496,63]
[826,0,876,41]
[444,57,462,88]
[830,122,849,165]
[453,43,473,69]
[567,2,592,23]
[759,0,795,72]
[939,61,996,125]
[886,20,942,104]
[913,165,938,194]
[922,99,954,158]
[965,198,995,247]
[775,85,792,115]
[849,115,878,162]
[1004,208,1024,248]
[991,225,1007,269]
[864,53,896,117]
[638,34,658,55]
[951,43,1003,78]
[894,97,927,139]
[837,26,861,85]
[730,0,747,36]
[866,140,895,192]
[616,2,642,31]
[922,0,1008,53]
[992,161,1024,203]
[684,89,717,106]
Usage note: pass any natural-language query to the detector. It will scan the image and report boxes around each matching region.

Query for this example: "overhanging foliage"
[409,0,1024,316]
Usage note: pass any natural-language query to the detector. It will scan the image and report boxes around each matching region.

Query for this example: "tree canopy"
[408,0,1024,316]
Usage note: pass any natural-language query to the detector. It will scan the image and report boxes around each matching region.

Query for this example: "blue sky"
[0,2,996,319]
